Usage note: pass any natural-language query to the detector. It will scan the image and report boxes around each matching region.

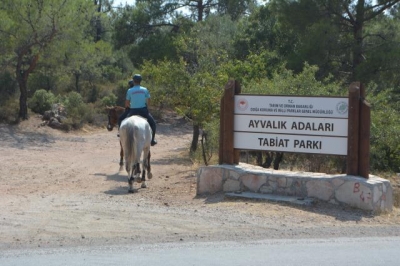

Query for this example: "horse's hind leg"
[119,142,124,167]
[120,148,123,166]
[128,176,134,193]
[134,163,142,183]
[140,151,150,189]
[141,169,147,188]
[127,163,135,193]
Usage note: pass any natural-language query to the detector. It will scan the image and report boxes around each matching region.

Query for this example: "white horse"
[119,115,153,193]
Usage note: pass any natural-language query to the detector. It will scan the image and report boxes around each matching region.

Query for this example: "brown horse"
[105,106,125,166]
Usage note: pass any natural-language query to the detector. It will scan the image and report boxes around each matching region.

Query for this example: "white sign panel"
[235,95,348,118]
[232,95,349,155]
[234,132,348,155]
[234,115,348,137]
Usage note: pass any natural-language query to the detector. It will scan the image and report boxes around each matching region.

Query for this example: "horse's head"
[105,106,119,131]
[105,106,126,131]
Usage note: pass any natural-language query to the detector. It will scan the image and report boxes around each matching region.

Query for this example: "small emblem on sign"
[237,98,248,111]
[336,101,348,115]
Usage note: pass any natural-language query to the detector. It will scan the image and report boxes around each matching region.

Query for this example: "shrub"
[101,94,117,107]
[28,89,56,114]
[0,71,17,104]
[64,91,84,109]
[0,98,19,124]
[369,89,400,173]
[115,81,128,107]
[62,92,87,129]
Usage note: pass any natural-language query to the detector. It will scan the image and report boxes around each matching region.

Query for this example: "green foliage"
[112,1,180,50]
[101,94,117,107]
[183,71,224,126]
[267,0,400,83]
[111,50,134,77]
[142,57,225,128]
[112,81,131,107]
[0,0,97,119]
[61,40,115,93]
[175,14,237,72]
[368,88,400,172]
[28,89,56,115]
[220,50,281,85]
[62,92,88,129]
[140,14,240,129]
[64,92,84,110]
[233,4,294,61]
[141,59,190,109]
[217,0,258,21]
[0,71,17,104]
[243,63,344,96]
[190,118,221,165]
[128,32,180,67]
[0,97,19,123]
[358,14,400,90]
[27,71,59,97]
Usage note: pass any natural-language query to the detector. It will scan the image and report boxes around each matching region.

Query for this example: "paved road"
[1,237,399,266]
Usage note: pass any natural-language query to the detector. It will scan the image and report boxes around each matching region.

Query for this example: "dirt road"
[1,114,400,250]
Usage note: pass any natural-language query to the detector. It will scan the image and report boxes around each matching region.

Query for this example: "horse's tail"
[127,123,140,163]
[133,124,144,162]
[120,122,135,173]
[123,120,143,159]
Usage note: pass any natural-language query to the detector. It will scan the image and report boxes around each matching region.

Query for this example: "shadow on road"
[195,192,375,222]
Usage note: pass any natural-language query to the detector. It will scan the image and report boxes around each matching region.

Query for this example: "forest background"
[0,0,399,179]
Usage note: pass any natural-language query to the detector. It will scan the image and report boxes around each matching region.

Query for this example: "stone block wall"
[197,163,393,212]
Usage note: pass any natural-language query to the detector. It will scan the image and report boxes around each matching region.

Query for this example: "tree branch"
[364,0,400,21]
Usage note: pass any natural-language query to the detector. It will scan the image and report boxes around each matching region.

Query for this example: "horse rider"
[119,74,157,146]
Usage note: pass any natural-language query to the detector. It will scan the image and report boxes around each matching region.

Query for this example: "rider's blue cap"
[133,74,142,82]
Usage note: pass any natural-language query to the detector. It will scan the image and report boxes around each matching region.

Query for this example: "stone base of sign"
[196,163,393,212]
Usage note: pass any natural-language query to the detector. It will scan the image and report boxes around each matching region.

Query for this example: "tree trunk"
[352,0,365,81]
[190,124,200,153]
[16,69,29,120]
[16,51,40,120]
[197,0,204,21]
[75,72,81,92]
[262,152,273,168]
[18,82,28,120]
[273,152,284,170]
[94,0,102,42]
[255,151,263,166]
